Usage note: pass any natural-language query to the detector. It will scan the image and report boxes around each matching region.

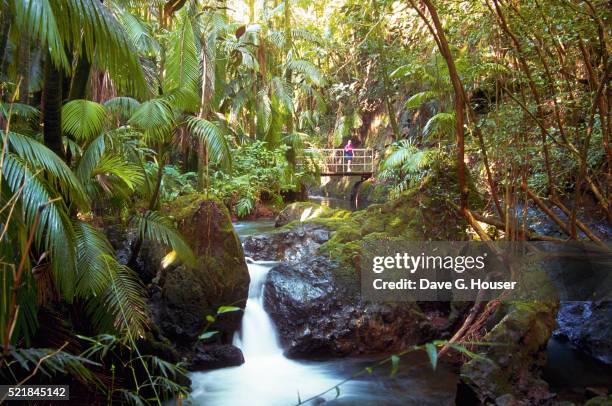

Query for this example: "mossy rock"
[459,300,559,404]
[300,163,473,295]
[150,195,249,344]
[275,201,351,227]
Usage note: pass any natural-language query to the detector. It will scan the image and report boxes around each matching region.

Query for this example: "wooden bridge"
[299,148,374,177]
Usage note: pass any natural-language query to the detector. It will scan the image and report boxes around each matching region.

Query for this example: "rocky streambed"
[111,164,611,404]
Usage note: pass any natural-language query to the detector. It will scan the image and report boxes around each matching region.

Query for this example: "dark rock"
[555,301,612,365]
[263,257,432,358]
[188,343,245,371]
[148,197,249,344]
[585,395,612,405]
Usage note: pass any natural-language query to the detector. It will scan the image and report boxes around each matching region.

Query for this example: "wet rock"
[555,301,612,365]
[243,223,332,264]
[263,257,431,358]
[188,343,245,371]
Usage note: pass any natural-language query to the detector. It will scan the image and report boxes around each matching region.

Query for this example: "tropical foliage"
[0,0,609,402]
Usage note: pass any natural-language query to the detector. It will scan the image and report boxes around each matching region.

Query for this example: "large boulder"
[457,301,559,405]
[263,257,433,357]
[151,196,250,344]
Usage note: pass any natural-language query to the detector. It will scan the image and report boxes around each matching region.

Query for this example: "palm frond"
[12,0,69,69]
[74,222,148,335]
[104,97,141,120]
[284,59,324,86]
[0,102,41,121]
[405,91,437,109]
[2,154,77,299]
[128,99,175,143]
[132,210,194,266]
[92,155,144,191]
[423,112,456,138]
[6,346,100,384]
[271,76,294,114]
[62,100,107,142]
[256,90,272,137]
[185,116,232,170]
[165,11,200,94]
[6,131,89,209]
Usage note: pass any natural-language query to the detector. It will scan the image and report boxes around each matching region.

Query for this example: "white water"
[232,259,283,358]
[190,258,341,406]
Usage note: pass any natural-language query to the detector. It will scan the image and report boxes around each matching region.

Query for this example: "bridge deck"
[299,148,374,177]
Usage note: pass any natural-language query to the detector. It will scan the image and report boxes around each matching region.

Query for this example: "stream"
[189,203,612,405]
[189,219,458,406]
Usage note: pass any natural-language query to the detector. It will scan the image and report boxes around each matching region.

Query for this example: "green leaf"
[450,344,494,364]
[217,306,242,314]
[198,331,219,340]
[206,315,216,323]
[133,210,195,266]
[165,12,200,93]
[185,116,232,170]
[425,343,438,370]
[5,131,90,209]
[62,100,107,142]
[390,64,415,79]
[405,91,437,109]
[390,354,400,378]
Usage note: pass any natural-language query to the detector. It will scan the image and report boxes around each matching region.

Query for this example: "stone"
[555,301,612,365]
[149,197,249,344]
[263,257,432,358]
[458,301,559,404]
[188,343,245,371]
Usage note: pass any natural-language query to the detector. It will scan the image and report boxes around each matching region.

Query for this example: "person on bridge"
[344,140,354,172]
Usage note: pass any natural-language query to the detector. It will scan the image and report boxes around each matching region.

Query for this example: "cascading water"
[190,257,340,406]
[232,258,283,359]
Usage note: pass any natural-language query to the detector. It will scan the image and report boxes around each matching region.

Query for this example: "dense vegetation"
[0,0,609,403]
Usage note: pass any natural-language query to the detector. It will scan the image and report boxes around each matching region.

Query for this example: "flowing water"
[189,220,458,406]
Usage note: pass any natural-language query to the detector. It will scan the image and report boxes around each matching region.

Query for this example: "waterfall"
[233,259,283,359]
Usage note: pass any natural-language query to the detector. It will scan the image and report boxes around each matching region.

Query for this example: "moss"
[460,300,559,402]
[585,395,612,406]
[276,201,352,228]
[357,178,389,204]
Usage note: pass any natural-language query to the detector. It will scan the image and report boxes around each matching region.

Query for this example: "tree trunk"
[17,34,30,104]
[0,6,11,78]
[42,52,65,160]
[68,47,92,100]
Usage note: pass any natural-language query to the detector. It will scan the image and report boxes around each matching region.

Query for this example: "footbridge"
[299,148,374,177]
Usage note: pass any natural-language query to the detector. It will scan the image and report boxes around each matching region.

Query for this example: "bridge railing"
[299,148,374,175]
